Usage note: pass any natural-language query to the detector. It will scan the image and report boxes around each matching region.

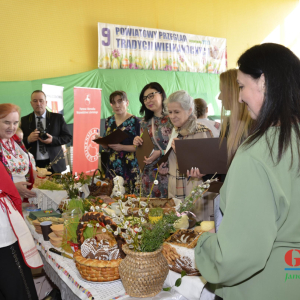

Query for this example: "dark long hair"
[238,43,300,171]
[139,82,167,121]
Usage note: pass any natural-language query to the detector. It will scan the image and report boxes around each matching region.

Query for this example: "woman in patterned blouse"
[133,82,173,198]
[0,103,36,199]
[102,91,140,193]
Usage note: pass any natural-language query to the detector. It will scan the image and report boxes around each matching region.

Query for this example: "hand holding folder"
[135,129,154,172]
[93,128,129,147]
[175,138,228,175]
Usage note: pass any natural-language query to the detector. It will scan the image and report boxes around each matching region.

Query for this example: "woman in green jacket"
[196,43,300,300]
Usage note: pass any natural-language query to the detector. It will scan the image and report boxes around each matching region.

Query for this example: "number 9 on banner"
[102,28,111,46]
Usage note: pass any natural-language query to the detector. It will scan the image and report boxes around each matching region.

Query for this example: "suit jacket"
[21,111,72,172]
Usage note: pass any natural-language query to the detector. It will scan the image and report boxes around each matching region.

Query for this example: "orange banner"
[73,87,102,176]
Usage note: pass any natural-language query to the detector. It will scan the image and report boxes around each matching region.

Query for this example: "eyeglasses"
[143,92,161,102]
[110,99,125,106]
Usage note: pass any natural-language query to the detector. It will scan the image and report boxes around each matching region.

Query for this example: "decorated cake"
[163,229,204,276]
[81,233,121,261]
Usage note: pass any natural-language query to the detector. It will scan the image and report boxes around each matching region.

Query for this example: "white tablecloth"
[28,188,68,211]
[25,211,214,300]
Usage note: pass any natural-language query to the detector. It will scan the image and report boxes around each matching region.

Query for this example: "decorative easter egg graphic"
[99,56,111,69]
[111,58,120,69]
[160,58,167,70]
[143,59,150,70]
[172,60,178,71]
[178,62,186,72]
[121,57,129,69]
[134,57,143,69]
[152,59,158,70]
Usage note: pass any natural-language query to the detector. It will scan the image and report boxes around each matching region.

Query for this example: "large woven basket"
[74,250,122,282]
[74,212,125,282]
[119,244,169,298]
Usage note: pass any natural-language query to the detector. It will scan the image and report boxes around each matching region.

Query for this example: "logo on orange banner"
[84,128,99,162]
[73,87,102,175]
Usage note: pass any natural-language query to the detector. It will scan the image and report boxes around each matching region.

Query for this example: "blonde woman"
[219,69,252,165]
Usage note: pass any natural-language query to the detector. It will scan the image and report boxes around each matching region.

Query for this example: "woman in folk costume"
[0,161,43,300]
[0,103,36,199]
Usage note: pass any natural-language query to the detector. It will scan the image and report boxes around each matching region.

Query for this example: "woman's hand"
[95,135,108,149]
[133,136,143,147]
[108,144,123,151]
[15,182,36,198]
[171,138,179,153]
[187,167,206,179]
[158,162,168,175]
[144,150,161,165]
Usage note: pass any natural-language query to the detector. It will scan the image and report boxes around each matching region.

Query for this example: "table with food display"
[26,171,217,300]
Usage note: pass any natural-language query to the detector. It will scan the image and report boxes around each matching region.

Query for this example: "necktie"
[37,117,46,155]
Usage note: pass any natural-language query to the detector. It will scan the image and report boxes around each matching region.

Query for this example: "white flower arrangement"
[179,175,219,213]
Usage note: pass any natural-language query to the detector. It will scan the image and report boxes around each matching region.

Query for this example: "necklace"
[0,138,17,158]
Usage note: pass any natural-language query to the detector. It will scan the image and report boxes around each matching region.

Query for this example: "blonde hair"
[219,69,252,165]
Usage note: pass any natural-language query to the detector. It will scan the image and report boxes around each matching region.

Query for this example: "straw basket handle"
[91,169,101,185]
[49,173,63,179]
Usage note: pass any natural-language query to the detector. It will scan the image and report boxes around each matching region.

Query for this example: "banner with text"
[98,22,227,74]
[42,84,64,114]
[73,87,101,175]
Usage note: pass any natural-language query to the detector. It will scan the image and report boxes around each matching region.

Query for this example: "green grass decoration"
[148,207,164,217]
[67,199,84,213]
[38,181,63,191]
[64,215,97,244]
[140,212,179,252]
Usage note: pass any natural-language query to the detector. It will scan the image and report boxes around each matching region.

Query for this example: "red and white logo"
[84,128,99,162]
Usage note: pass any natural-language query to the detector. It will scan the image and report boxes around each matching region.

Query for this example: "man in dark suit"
[21,90,72,173]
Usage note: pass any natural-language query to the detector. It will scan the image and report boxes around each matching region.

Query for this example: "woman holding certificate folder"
[133,82,173,198]
[102,91,140,193]
[163,90,213,202]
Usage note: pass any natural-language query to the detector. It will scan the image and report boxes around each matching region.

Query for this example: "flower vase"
[119,244,169,298]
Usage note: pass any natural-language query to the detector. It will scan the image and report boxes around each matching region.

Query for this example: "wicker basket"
[74,212,126,282]
[74,250,122,282]
[119,244,169,298]
[88,169,113,197]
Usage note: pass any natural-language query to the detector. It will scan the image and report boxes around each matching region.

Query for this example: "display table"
[24,208,215,300]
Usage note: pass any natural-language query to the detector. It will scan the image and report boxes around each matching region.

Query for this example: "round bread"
[76,212,126,258]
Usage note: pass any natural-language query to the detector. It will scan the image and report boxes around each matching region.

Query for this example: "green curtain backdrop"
[0,69,220,124]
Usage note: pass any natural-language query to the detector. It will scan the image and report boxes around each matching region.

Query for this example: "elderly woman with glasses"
[101,91,140,193]
[133,82,173,198]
